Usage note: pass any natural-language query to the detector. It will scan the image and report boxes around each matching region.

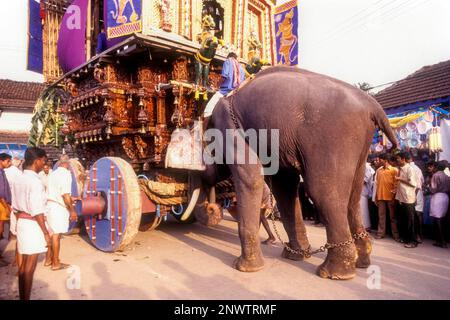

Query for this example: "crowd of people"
[360,151,450,248]
[0,148,76,300]
[297,151,450,249]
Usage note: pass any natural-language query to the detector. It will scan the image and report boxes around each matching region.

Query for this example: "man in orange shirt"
[375,154,401,241]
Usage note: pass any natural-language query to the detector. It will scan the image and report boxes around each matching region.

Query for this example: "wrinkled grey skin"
[201,66,397,280]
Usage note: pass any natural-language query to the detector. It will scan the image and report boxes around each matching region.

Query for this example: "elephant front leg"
[232,167,265,272]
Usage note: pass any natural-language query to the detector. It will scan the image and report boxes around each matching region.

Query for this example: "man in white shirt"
[38,163,52,193]
[406,154,425,243]
[12,147,51,300]
[361,162,375,230]
[395,152,418,248]
[44,155,77,271]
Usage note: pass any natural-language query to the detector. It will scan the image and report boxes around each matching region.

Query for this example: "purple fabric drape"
[57,0,88,73]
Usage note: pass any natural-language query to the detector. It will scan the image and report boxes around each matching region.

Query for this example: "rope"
[138,179,187,206]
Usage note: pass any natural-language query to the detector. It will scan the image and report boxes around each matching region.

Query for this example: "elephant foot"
[355,237,372,269]
[281,243,310,261]
[316,245,356,280]
[233,255,264,272]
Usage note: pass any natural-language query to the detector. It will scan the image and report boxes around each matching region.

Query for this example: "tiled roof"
[374,60,450,109]
[0,79,45,111]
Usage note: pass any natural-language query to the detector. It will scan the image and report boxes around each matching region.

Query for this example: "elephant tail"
[372,102,398,150]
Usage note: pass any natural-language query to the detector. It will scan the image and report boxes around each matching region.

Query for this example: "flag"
[274,0,299,66]
[27,0,43,73]
[105,0,142,40]
[57,0,88,73]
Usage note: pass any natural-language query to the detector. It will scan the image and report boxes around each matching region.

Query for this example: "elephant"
[199,65,397,280]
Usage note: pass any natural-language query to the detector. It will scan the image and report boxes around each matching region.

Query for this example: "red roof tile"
[0,79,45,111]
[0,131,30,144]
[374,60,450,109]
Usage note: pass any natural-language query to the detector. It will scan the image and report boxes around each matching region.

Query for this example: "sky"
[0,0,449,91]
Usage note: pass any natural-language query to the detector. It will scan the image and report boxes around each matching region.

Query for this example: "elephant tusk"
[180,187,200,221]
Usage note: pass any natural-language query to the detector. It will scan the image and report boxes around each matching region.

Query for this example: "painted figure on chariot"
[276,8,298,65]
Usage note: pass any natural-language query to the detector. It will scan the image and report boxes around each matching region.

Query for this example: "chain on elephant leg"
[281,241,311,261]
[316,243,357,280]
[354,231,372,268]
[234,231,265,272]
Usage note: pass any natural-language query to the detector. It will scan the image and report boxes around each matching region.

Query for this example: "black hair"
[426,161,436,167]
[379,153,389,161]
[439,160,449,168]
[396,151,409,161]
[436,161,447,171]
[403,152,412,161]
[227,52,238,59]
[0,153,12,161]
[23,147,47,169]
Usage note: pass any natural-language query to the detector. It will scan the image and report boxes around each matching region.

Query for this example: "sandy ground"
[1,213,450,300]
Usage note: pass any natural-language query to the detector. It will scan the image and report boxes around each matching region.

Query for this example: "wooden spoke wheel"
[53,158,86,233]
[83,157,142,252]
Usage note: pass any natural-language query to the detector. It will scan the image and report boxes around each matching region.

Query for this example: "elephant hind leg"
[271,171,311,261]
[305,172,356,280]
[348,153,373,269]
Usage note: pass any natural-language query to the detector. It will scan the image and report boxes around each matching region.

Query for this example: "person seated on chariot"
[203,52,246,130]
[96,23,107,55]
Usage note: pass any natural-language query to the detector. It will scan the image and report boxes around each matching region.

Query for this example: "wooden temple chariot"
[36,0,276,252]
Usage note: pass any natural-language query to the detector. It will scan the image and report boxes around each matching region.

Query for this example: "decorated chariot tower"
[30,0,277,252]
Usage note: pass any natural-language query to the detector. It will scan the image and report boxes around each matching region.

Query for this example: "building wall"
[0,111,33,132]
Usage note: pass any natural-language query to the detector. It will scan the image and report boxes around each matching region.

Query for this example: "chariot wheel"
[53,158,86,233]
[83,157,142,252]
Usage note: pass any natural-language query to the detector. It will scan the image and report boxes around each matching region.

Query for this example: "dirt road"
[1,213,450,300]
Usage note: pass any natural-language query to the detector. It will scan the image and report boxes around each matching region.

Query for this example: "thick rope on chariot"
[216,192,236,200]
[138,179,188,206]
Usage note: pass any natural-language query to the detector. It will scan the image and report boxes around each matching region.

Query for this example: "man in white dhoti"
[12,147,51,300]
[361,162,375,231]
[44,155,77,270]
[428,161,450,248]
[407,154,425,243]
